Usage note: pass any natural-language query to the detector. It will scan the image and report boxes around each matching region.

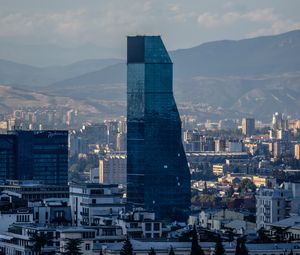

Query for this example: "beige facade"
[99,154,126,185]
[295,144,300,160]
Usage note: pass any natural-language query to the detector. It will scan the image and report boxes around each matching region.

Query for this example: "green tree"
[169,246,175,255]
[227,186,234,197]
[203,181,208,194]
[256,227,272,243]
[235,238,241,255]
[224,227,235,243]
[214,234,225,255]
[148,247,156,255]
[29,232,49,255]
[240,178,256,193]
[120,237,133,255]
[236,237,248,255]
[190,225,204,255]
[62,238,83,255]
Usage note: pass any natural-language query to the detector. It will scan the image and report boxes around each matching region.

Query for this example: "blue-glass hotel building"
[127,36,191,221]
[0,130,68,185]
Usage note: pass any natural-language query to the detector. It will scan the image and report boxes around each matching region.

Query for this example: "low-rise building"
[266,215,300,241]
[256,186,292,229]
[69,183,125,226]
[31,198,72,225]
[199,209,246,232]
[0,208,33,235]
[116,210,164,239]
[0,180,69,202]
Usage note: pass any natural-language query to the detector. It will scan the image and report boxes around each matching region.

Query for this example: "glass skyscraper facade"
[0,134,16,181]
[0,130,68,185]
[127,36,191,221]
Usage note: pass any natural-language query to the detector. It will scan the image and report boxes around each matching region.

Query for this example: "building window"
[153,233,160,238]
[154,223,160,231]
[85,243,90,250]
[145,223,151,231]
[55,211,65,218]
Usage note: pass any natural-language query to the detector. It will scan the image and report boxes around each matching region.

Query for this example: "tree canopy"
[214,234,225,255]
[190,225,204,255]
[62,238,83,255]
[120,237,133,255]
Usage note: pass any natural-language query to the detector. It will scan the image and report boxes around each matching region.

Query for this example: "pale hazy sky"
[0,0,300,51]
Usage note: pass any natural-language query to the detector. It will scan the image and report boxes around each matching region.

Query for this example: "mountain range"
[1,30,300,121]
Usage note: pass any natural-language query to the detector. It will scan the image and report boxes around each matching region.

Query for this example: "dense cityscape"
[0,35,299,255]
[1,2,300,255]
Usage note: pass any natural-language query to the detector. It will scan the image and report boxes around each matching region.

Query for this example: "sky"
[0,0,300,62]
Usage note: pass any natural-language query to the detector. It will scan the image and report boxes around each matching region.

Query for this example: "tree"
[120,237,133,255]
[62,238,83,255]
[240,240,248,255]
[149,247,156,255]
[236,237,248,255]
[224,227,235,242]
[256,227,272,243]
[30,232,49,255]
[190,225,204,255]
[203,181,208,194]
[214,234,225,255]
[240,179,256,193]
[235,238,241,255]
[270,226,290,243]
[227,186,234,197]
[169,246,175,255]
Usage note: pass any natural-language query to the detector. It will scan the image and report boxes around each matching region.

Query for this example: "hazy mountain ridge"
[0,41,121,66]
[171,30,300,77]
[1,30,300,120]
[0,58,123,86]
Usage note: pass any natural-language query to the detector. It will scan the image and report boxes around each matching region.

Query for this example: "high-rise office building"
[127,36,191,221]
[0,130,68,185]
[99,154,126,185]
[242,117,255,136]
[0,134,16,180]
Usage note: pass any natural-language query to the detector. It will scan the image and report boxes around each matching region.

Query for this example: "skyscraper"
[0,130,68,185]
[127,36,191,221]
[242,117,255,136]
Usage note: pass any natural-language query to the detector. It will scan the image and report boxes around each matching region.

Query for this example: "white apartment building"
[69,183,125,226]
[116,210,163,239]
[256,186,292,229]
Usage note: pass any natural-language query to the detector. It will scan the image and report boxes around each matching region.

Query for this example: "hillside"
[0,85,124,120]
[0,58,122,86]
[1,30,300,120]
